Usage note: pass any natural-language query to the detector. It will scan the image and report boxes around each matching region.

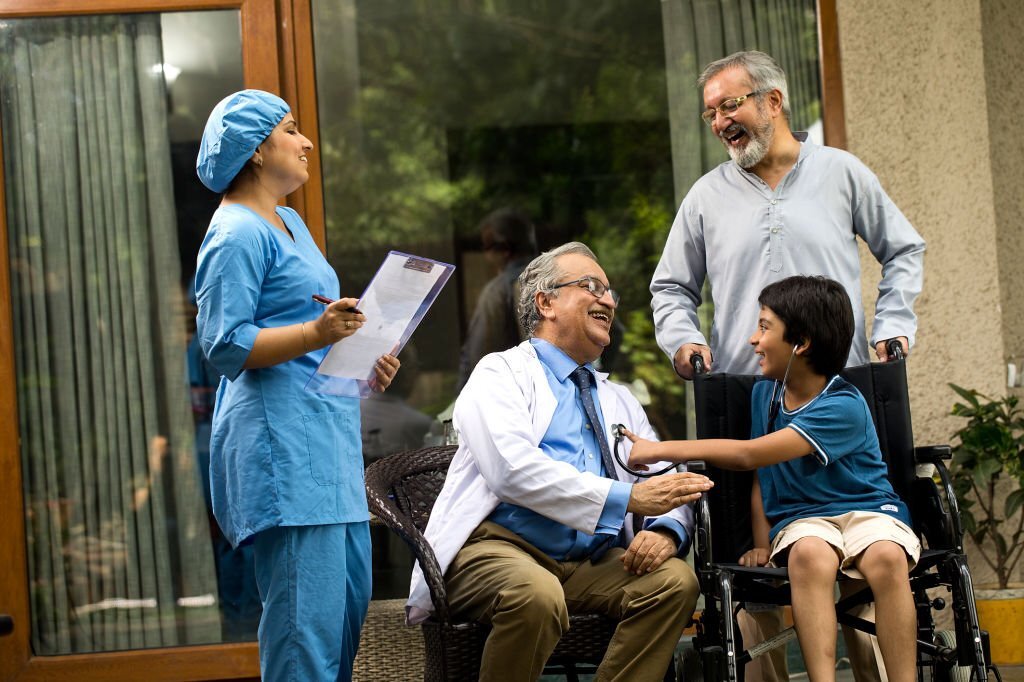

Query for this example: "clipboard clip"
[403,256,434,273]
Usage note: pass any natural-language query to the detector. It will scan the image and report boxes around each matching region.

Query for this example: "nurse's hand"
[370,354,401,393]
[315,297,366,343]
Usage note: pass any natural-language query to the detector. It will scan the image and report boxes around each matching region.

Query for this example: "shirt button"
[585,424,592,430]
[770,199,777,205]
[588,453,594,459]
[771,226,780,233]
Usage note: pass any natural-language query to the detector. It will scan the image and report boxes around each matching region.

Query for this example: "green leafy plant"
[948,384,1024,589]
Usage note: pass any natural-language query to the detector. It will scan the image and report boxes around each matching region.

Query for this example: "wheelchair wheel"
[678,646,704,682]
[934,630,971,682]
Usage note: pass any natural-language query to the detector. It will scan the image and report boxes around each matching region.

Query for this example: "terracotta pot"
[975,585,1024,665]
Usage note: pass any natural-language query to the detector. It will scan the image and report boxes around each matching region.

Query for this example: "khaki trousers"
[446,521,700,682]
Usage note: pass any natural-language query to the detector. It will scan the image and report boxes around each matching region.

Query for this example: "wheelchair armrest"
[914,444,952,463]
[365,486,453,624]
[689,461,714,575]
[908,446,965,553]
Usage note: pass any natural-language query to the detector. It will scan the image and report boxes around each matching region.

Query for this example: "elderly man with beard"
[649,51,925,682]
[651,50,924,379]
[409,242,711,681]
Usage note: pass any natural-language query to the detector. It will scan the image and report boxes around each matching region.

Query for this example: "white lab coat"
[406,340,695,624]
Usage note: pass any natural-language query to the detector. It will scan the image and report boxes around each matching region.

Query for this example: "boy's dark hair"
[758,276,854,377]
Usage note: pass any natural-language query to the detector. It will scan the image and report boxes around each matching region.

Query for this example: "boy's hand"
[620,427,658,467]
[738,547,770,567]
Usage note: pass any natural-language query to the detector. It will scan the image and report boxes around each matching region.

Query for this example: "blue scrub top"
[195,204,366,547]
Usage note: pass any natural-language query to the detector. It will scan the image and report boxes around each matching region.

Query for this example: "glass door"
[0,0,291,678]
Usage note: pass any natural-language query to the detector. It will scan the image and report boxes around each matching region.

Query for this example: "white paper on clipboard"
[306,251,454,398]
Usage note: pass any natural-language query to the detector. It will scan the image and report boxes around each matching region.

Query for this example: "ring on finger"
[346,320,352,329]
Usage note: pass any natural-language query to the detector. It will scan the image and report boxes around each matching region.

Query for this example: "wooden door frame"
[818,0,848,150]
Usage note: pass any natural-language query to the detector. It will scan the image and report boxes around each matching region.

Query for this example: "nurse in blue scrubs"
[194,89,400,681]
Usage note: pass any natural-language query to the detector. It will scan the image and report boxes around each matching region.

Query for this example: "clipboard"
[307,251,455,398]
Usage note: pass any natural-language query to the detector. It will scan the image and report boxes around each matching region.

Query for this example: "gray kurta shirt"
[651,133,925,375]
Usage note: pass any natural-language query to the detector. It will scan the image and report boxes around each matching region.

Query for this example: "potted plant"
[948,383,1024,664]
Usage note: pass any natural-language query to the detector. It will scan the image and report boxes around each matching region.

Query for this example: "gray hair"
[697,50,790,120]
[517,242,597,336]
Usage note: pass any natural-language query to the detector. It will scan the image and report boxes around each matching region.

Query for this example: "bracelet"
[301,321,310,352]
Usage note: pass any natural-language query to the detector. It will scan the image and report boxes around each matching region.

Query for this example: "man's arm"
[650,201,711,379]
[851,165,926,355]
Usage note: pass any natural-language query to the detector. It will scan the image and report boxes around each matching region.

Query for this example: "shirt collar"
[530,338,595,383]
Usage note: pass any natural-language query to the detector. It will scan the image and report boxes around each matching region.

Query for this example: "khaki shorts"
[769,511,921,580]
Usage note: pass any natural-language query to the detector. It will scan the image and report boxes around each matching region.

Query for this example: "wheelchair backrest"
[692,359,916,563]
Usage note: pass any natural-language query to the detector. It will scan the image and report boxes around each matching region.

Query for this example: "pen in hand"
[312,294,361,314]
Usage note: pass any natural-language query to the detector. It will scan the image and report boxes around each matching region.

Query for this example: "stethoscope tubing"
[611,424,678,478]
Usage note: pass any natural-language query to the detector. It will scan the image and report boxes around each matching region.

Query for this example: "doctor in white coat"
[408,242,712,681]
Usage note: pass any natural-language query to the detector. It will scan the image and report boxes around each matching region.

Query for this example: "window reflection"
[1,9,252,653]
[312,0,822,601]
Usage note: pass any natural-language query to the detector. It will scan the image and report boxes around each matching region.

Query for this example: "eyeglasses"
[550,276,620,304]
[701,91,761,126]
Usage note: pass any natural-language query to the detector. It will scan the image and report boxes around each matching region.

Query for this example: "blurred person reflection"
[186,276,261,640]
[456,207,538,391]
[360,344,432,462]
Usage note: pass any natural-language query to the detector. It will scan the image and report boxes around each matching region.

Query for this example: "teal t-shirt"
[753,375,910,542]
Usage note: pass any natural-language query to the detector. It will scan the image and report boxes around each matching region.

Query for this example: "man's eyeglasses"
[550,276,620,304]
[701,91,761,126]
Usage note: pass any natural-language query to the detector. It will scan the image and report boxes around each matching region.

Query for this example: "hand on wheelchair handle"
[673,343,711,379]
[875,336,908,362]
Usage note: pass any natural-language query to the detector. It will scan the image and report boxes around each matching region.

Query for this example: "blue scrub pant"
[253,522,372,681]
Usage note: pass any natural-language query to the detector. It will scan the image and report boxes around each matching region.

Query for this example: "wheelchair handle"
[886,338,905,360]
[690,353,707,375]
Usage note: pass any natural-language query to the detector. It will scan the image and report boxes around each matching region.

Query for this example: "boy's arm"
[625,426,813,470]
[739,476,772,566]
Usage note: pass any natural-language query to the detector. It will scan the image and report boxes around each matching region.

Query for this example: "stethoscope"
[607,343,800,477]
[610,423,678,478]
[766,344,800,433]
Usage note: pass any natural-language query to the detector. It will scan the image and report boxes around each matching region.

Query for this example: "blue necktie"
[570,366,618,481]
[571,366,641,560]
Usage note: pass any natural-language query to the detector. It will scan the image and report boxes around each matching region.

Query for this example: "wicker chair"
[365,444,633,682]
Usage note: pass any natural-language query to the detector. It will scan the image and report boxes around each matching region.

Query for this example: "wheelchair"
[682,345,996,682]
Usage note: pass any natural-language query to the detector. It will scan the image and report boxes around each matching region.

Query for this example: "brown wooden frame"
[0,1,845,679]
[818,0,847,149]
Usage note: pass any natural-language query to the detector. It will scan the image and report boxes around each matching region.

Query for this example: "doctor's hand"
[673,343,712,380]
[621,529,677,575]
[626,472,712,517]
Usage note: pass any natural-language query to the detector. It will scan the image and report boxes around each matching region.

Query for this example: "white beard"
[727,117,774,169]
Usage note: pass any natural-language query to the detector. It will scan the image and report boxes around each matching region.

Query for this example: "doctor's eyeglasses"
[549,276,620,304]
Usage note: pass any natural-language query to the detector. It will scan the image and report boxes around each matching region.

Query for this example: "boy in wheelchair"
[624,275,919,682]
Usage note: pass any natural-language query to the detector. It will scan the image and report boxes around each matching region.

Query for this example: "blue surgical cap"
[196,89,290,193]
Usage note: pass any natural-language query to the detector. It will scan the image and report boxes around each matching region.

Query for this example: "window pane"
[1,9,256,654]
[311,0,821,602]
